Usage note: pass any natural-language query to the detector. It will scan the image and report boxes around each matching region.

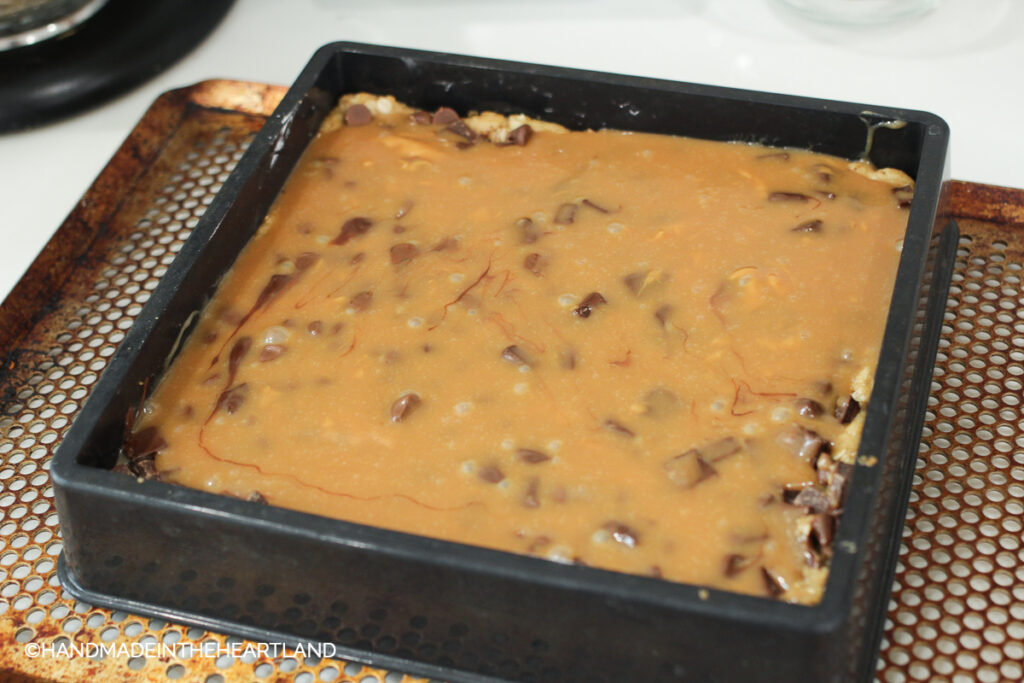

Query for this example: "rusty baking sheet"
[1,80,1022,683]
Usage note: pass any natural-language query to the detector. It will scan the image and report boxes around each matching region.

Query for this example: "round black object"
[0,0,235,133]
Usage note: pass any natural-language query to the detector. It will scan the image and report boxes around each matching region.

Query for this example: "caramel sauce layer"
[131,94,912,604]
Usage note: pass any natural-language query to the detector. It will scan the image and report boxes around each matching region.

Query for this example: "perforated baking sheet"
[0,81,1021,682]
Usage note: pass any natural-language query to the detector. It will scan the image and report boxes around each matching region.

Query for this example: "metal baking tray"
[50,42,955,682]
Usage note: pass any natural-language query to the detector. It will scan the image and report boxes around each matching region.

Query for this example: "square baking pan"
[51,42,956,682]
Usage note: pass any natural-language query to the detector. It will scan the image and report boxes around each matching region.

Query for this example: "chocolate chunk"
[603,521,640,548]
[247,491,268,504]
[348,290,373,313]
[126,426,167,460]
[390,243,420,265]
[307,320,323,336]
[523,252,544,276]
[523,477,541,508]
[603,419,635,438]
[664,449,717,488]
[217,384,249,415]
[390,393,421,423]
[228,337,251,378]
[898,199,912,209]
[757,152,790,161]
[582,198,611,213]
[724,554,753,577]
[809,513,835,552]
[560,348,576,370]
[128,452,158,479]
[432,107,459,125]
[654,305,673,328]
[768,192,813,202]
[332,217,374,246]
[446,119,477,142]
[779,425,827,462]
[344,104,373,126]
[642,387,681,418]
[623,272,646,296]
[507,124,533,146]
[515,217,540,244]
[259,344,285,362]
[795,398,824,418]
[834,395,861,424]
[762,567,789,597]
[785,485,832,514]
[477,464,505,484]
[554,203,578,225]
[703,437,741,463]
[501,345,531,367]
[294,252,320,271]
[573,292,607,318]
[516,448,551,464]
[792,219,823,233]
[828,462,853,509]
[410,111,432,125]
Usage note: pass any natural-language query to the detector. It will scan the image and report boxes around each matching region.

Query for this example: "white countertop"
[1,0,1022,303]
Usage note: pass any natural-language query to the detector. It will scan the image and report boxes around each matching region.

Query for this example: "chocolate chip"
[603,419,635,438]
[217,384,249,415]
[703,437,741,463]
[410,111,432,125]
[332,217,374,246]
[603,521,640,548]
[295,252,320,271]
[128,452,158,479]
[447,119,477,141]
[432,107,459,125]
[431,236,458,252]
[390,243,419,265]
[501,345,531,367]
[507,124,533,146]
[259,344,285,362]
[344,104,373,126]
[898,199,913,209]
[523,477,541,508]
[811,163,835,183]
[582,198,611,213]
[724,554,752,577]
[560,348,576,369]
[762,567,788,597]
[554,203,577,225]
[664,449,717,488]
[573,292,607,318]
[515,217,540,244]
[349,290,373,313]
[769,192,813,202]
[779,425,827,462]
[623,271,646,296]
[516,448,551,464]
[248,491,268,504]
[126,426,167,460]
[792,219,823,233]
[795,398,824,418]
[228,337,251,379]
[785,485,832,514]
[654,305,673,328]
[757,152,790,161]
[835,395,861,424]
[523,252,544,276]
[477,464,505,484]
[307,320,323,336]
[390,393,421,423]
